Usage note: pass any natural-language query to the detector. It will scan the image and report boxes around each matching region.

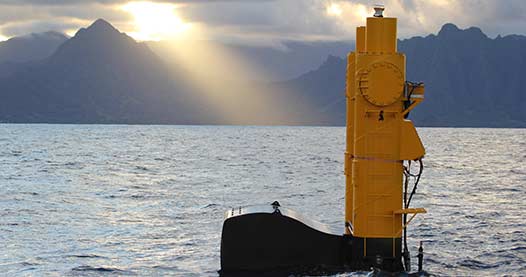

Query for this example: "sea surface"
[1,125,525,276]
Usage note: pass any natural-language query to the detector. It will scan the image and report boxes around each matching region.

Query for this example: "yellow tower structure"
[344,6,426,267]
[220,6,429,275]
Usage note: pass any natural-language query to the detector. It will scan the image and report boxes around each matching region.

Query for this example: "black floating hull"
[220,205,403,276]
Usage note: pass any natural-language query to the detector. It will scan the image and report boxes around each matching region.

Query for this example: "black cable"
[402,158,424,272]
[406,158,423,209]
[403,161,410,271]
[403,82,416,114]
[407,82,417,99]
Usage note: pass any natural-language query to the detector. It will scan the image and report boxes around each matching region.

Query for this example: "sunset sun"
[121,1,190,41]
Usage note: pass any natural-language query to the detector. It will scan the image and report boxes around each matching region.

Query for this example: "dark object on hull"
[219,203,404,276]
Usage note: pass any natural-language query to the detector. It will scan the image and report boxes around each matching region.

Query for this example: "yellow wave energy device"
[220,6,427,275]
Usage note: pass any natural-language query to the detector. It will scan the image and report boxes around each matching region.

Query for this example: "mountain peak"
[0,31,69,63]
[314,55,344,72]
[52,18,142,63]
[437,23,488,40]
[438,23,460,36]
[69,18,132,44]
[312,54,344,74]
[86,19,119,33]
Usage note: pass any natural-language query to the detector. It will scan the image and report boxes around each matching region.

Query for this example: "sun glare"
[327,3,343,16]
[355,4,369,20]
[121,1,190,41]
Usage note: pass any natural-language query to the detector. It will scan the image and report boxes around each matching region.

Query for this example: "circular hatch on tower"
[359,62,404,107]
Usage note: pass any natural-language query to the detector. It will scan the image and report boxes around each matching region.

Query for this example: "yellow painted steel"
[344,51,355,234]
[345,26,367,234]
[344,26,368,235]
[356,26,366,53]
[344,13,425,241]
[365,17,397,54]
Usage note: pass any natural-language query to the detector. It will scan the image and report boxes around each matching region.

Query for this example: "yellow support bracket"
[393,208,426,214]
[393,208,427,237]
[401,99,422,116]
[402,83,425,116]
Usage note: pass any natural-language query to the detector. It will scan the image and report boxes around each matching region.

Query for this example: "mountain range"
[0,31,68,64]
[0,19,524,127]
[273,23,526,127]
[0,31,69,78]
[0,20,198,124]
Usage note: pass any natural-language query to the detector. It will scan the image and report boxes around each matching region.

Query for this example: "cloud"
[376,0,526,37]
[0,0,526,43]
[0,0,266,5]
[0,2,131,37]
[173,0,526,42]
[0,0,124,5]
[176,0,364,44]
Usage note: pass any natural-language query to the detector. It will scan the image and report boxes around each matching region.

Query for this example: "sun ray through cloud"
[121,1,191,41]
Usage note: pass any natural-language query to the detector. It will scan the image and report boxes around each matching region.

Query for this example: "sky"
[1,0,526,44]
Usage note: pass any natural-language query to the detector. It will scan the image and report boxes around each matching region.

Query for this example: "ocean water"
[1,125,525,276]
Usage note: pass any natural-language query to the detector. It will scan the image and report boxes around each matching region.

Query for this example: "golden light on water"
[121,1,191,41]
